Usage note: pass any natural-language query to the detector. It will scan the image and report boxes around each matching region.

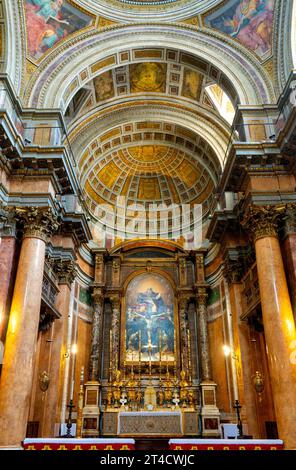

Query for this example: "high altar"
[78,242,220,438]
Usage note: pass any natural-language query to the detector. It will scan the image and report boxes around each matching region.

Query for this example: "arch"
[67,102,230,168]
[25,25,275,109]
[77,0,222,22]
[109,238,186,255]
[0,0,24,93]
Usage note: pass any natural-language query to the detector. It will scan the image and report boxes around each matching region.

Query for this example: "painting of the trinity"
[25,1,92,59]
[125,273,175,363]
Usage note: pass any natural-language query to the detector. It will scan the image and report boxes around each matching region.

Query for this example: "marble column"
[90,287,105,381]
[0,207,59,447]
[0,204,17,342]
[110,294,121,369]
[178,296,189,371]
[196,286,220,436]
[41,259,76,437]
[281,204,296,317]
[196,287,212,381]
[242,205,296,449]
[224,259,260,438]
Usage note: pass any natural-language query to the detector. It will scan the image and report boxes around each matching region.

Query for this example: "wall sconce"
[39,371,50,392]
[71,344,78,355]
[223,344,239,361]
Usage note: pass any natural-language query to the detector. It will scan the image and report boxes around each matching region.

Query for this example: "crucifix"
[233,399,243,438]
[65,399,75,438]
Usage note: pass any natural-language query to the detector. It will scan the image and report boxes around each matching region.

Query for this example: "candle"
[159,331,162,380]
[138,331,141,383]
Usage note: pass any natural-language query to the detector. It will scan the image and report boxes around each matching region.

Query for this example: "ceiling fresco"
[24,0,93,60]
[22,1,276,61]
[205,0,275,59]
[65,59,234,125]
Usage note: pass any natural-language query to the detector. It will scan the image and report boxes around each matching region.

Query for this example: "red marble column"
[0,237,17,342]
[0,207,58,448]
[242,205,296,450]
[281,233,296,319]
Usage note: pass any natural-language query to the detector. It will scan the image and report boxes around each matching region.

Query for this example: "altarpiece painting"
[124,273,175,364]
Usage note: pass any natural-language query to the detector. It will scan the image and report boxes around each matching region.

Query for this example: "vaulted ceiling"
[18,0,282,244]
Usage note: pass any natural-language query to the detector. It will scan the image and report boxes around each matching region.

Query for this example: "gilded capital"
[110,293,121,310]
[241,205,285,242]
[92,287,105,304]
[53,258,77,285]
[196,287,208,306]
[16,206,59,243]
[178,295,189,310]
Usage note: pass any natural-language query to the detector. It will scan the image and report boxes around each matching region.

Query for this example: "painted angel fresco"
[25,0,92,59]
[206,0,275,58]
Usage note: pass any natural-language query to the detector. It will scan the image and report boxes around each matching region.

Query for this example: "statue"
[127,371,138,405]
[158,382,164,407]
[179,370,189,406]
[112,369,123,407]
[164,370,173,405]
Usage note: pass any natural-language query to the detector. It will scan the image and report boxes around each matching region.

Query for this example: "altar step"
[135,439,170,451]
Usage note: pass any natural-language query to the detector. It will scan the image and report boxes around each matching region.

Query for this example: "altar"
[102,410,199,437]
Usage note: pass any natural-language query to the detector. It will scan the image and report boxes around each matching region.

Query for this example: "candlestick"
[159,331,162,380]
[109,330,113,381]
[187,329,192,384]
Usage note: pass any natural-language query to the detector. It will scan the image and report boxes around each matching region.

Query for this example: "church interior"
[0,0,296,451]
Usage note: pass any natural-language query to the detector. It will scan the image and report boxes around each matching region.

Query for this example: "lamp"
[223,344,238,361]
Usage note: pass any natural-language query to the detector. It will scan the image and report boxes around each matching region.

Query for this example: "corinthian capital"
[284,204,296,235]
[0,202,16,236]
[53,258,77,285]
[16,206,59,242]
[241,205,285,242]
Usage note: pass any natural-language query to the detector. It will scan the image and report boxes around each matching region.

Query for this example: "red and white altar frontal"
[23,438,135,451]
[169,439,284,451]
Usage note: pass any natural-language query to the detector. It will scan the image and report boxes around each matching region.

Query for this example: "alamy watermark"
[91,196,203,250]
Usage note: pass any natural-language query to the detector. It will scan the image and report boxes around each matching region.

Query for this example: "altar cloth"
[169,439,284,451]
[23,438,135,451]
[118,411,182,436]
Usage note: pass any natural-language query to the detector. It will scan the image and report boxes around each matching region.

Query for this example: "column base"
[200,380,221,437]
[82,381,100,437]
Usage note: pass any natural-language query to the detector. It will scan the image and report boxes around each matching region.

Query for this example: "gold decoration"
[130,63,167,93]
[98,16,119,29]
[39,371,50,392]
